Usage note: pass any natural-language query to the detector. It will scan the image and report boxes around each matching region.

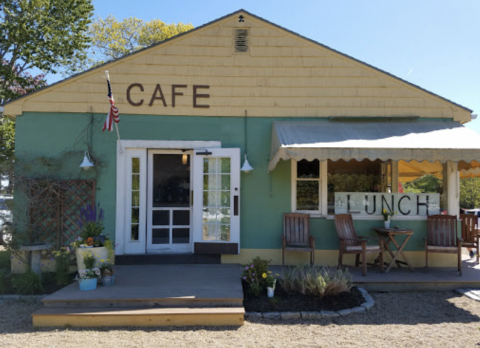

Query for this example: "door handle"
[234,195,239,216]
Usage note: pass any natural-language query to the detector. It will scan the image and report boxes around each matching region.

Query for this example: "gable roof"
[4,9,472,116]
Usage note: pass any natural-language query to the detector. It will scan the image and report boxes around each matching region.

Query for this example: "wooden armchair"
[460,214,479,264]
[334,214,384,276]
[282,213,315,266]
[425,215,463,275]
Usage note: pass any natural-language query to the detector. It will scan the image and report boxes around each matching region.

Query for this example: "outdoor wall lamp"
[241,110,254,173]
[80,151,94,170]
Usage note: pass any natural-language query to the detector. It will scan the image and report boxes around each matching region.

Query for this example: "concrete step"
[42,296,244,308]
[115,254,221,265]
[32,307,245,327]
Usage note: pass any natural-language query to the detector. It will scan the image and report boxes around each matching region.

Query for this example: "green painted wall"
[16,112,431,251]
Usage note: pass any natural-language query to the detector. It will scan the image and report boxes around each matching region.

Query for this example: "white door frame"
[115,140,221,255]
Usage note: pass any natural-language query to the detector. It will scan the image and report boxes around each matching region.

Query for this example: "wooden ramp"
[33,264,244,327]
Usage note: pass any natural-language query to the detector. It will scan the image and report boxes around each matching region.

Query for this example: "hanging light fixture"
[182,153,188,165]
[241,110,254,173]
[80,151,94,170]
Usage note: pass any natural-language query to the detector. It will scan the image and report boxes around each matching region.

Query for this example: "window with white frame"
[292,159,322,213]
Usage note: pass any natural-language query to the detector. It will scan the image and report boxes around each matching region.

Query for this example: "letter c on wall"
[127,83,144,106]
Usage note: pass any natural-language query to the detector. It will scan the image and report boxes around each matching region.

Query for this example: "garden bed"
[242,281,365,312]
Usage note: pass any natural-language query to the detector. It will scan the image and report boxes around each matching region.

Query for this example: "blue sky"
[53,0,480,131]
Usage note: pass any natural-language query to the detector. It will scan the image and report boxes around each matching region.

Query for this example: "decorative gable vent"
[234,28,249,53]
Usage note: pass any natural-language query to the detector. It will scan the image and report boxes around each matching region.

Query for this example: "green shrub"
[11,270,44,295]
[281,265,352,298]
[0,270,10,294]
[241,256,271,296]
[52,247,72,286]
[0,250,11,271]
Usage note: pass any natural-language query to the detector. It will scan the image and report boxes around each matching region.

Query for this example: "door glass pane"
[173,228,190,244]
[173,210,190,225]
[131,225,139,241]
[153,154,190,207]
[131,157,141,241]
[152,210,169,225]
[152,229,169,244]
[132,208,140,224]
[202,157,231,242]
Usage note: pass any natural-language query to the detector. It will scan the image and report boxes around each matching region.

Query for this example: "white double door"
[120,147,240,255]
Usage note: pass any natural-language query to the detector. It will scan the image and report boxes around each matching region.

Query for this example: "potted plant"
[381,208,397,229]
[98,258,114,286]
[263,271,277,298]
[72,203,111,271]
[76,252,100,291]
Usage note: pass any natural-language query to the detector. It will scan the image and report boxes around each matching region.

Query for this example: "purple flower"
[251,278,254,282]
[243,276,247,280]
[252,273,255,276]
[51,258,54,261]
[244,266,249,270]
[250,265,254,269]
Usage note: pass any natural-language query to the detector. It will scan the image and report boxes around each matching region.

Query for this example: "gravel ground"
[1,292,479,348]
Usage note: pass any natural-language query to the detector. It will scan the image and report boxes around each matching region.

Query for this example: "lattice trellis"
[29,180,96,248]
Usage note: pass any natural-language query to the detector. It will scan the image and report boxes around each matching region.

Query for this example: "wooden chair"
[425,215,463,275]
[460,214,479,264]
[282,213,315,266]
[334,214,384,276]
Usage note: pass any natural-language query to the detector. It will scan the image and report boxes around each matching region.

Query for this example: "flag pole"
[105,70,124,153]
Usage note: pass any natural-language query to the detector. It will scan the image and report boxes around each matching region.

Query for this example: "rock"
[301,311,322,319]
[320,310,339,318]
[281,312,301,320]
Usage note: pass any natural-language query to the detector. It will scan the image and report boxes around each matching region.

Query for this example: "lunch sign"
[334,193,440,217]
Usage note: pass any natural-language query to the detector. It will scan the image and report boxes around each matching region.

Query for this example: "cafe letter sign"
[334,193,440,217]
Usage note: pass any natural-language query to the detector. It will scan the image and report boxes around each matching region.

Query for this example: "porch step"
[32,307,245,327]
[115,254,221,265]
[42,297,243,308]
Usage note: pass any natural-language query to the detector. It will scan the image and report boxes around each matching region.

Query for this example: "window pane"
[172,228,190,244]
[220,224,230,241]
[132,158,140,174]
[173,210,190,225]
[203,208,218,223]
[297,160,319,179]
[327,159,383,215]
[132,208,139,224]
[220,158,230,173]
[203,191,220,207]
[152,210,169,225]
[152,154,190,207]
[132,191,140,207]
[152,229,169,244]
[131,224,139,241]
[132,174,140,190]
[203,224,218,241]
[297,181,319,210]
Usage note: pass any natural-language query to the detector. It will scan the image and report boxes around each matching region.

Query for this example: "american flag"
[102,76,119,132]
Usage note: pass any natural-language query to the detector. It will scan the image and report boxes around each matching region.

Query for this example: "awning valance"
[269,120,480,172]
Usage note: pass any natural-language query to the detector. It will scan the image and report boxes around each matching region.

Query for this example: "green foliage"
[64,15,194,76]
[281,265,352,298]
[11,270,44,295]
[241,256,271,296]
[0,117,15,192]
[0,250,11,270]
[403,174,442,193]
[0,270,10,294]
[0,0,94,103]
[460,177,480,209]
[52,247,72,286]
[82,252,95,269]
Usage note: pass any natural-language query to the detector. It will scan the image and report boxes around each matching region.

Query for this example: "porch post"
[445,161,460,216]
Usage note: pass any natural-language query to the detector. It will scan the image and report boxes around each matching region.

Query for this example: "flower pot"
[267,287,275,298]
[384,220,391,229]
[75,246,108,271]
[102,275,113,286]
[79,277,98,291]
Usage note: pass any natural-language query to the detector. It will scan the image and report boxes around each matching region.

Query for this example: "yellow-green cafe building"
[5,9,480,269]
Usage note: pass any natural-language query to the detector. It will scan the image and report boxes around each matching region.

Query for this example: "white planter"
[75,246,108,271]
[267,287,275,298]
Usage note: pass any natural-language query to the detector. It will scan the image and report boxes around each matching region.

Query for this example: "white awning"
[269,120,480,172]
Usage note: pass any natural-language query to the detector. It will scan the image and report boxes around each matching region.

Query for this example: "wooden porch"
[32,254,480,327]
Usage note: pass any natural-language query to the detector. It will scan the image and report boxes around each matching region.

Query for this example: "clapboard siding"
[6,11,470,122]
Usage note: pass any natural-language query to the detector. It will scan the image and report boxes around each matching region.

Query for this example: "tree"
[65,16,194,76]
[460,177,480,209]
[403,175,442,194]
[0,0,94,104]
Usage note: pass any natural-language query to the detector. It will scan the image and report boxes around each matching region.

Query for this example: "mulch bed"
[242,281,365,312]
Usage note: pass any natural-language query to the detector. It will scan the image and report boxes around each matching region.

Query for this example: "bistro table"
[372,228,415,273]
